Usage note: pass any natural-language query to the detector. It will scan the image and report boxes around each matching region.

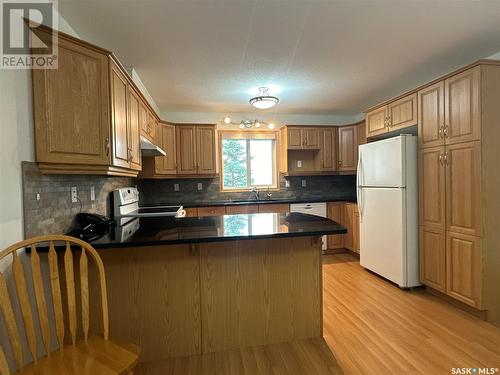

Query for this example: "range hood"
[140,136,166,157]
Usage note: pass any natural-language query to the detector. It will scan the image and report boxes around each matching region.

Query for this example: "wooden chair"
[0,235,139,375]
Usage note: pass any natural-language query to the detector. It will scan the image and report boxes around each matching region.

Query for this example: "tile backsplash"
[138,174,356,205]
[22,161,356,237]
[22,162,133,237]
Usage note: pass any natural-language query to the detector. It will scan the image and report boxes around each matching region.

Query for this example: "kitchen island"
[87,212,346,362]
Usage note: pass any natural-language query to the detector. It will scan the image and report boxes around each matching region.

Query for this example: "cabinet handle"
[438,125,444,138]
[105,138,110,156]
[438,153,444,165]
[338,160,342,166]
[443,125,449,138]
[444,151,449,165]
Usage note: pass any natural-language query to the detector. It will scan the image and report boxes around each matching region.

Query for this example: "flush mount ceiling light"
[223,115,275,129]
[249,87,279,110]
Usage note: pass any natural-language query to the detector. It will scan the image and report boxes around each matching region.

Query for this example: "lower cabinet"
[419,226,446,292]
[326,202,359,253]
[446,231,482,308]
[197,206,226,217]
[225,205,259,215]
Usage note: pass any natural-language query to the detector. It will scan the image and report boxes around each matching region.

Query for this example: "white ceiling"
[58,0,500,117]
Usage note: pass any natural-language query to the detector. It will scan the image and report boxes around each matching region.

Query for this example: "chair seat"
[20,337,140,375]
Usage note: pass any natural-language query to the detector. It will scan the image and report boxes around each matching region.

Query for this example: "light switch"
[36,193,40,201]
[197,183,203,191]
[285,180,290,188]
[297,160,302,168]
[174,183,180,191]
[301,179,307,187]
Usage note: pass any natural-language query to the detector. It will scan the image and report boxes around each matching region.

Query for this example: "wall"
[138,174,356,206]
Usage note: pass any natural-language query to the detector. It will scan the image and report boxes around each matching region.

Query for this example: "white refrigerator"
[357,135,420,288]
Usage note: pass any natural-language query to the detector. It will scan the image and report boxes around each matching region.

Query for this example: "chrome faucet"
[265,187,273,200]
[250,187,260,201]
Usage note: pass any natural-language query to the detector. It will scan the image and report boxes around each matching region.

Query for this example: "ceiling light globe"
[255,122,261,128]
[224,116,231,124]
[268,123,275,129]
[239,123,245,129]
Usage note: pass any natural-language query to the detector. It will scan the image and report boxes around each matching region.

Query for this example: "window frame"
[218,130,280,192]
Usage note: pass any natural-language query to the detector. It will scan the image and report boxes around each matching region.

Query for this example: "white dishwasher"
[290,202,328,251]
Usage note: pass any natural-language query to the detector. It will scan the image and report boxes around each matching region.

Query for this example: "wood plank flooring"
[135,338,343,375]
[136,253,500,374]
[324,253,500,375]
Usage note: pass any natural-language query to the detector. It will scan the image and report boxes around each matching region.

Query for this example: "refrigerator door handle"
[357,154,364,223]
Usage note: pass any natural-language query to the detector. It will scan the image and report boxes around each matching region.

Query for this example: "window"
[219,131,278,190]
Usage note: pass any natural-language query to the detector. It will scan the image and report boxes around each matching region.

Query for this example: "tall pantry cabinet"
[418,63,500,323]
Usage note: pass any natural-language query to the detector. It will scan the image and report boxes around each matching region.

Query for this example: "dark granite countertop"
[148,197,357,209]
[89,212,347,249]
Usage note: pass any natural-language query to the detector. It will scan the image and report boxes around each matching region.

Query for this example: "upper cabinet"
[140,122,177,178]
[32,26,160,177]
[418,81,445,149]
[176,125,216,176]
[365,93,417,139]
[338,125,358,172]
[320,128,338,172]
[284,127,320,150]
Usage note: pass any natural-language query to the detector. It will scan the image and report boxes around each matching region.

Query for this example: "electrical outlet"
[197,183,203,191]
[36,193,40,201]
[90,186,95,201]
[71,186,78,203]
[297,160,302,168]
[174,183,180,192]
[301,179,307,187]
[285,180,290,188]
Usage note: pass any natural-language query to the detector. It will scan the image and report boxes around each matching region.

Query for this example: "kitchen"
[2,1,500,375]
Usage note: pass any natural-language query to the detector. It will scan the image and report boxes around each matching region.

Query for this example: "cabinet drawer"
[225,205,259,215]
[258,204,290,213]
[197,206,226,216]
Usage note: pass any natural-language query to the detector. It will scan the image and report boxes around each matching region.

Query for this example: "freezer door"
[358,136,405,188]
[359,187,406,286]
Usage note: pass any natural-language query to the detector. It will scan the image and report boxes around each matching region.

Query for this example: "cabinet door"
[446,231,481,308]
[196,125,216,174]
[258,204,290,214]
[303,128,320,149]
[176,125,197,174]
[418,81,445,149]
[32,32,111,166]
[357,122,366,146]
[111,63,130,169]
[419,226,446,292]
[338,125,358,172]
[388,93,417,131]
[320,128,337,172]
[226,205,259,215]
[197,206,226,217]
[327,203,344,250]
[148,112,158,143]
[418,147,446,231]
[127,87,142,171]
[287,128,303,149]
[366,106,387,138]
[156,123,177,174]
[342,204,354,250]
[446,141,481,236]
[444,67,481,145]
[139,102,150,141]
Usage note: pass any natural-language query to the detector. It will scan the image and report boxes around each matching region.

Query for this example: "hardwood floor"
[135,338,343,375]
[136,253,500,375]
[323,253,500,375]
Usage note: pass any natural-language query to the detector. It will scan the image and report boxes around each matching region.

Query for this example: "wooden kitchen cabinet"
[357,121,367,146]
[445,141,481,237]
[32,25,160,177]
[418,81,445,149]
[225,205,259,215]
[418,146,446,231]
[444,66,481,145]
[366,106,388,138]
[419,226,446,293]
[197,206,226,217]
[338,125,358,173]
[184,208,199,217]
[327,203,344,251]
[352,209,360,254]
[342,203,354,250]
[283,127,320,150]
[140,122,177,178]
[387,93,417,131]
[446,231,481,308]
[127,86,142,171]
[320,127,338,172]
[258,204,290,213]
[176,125,216,176]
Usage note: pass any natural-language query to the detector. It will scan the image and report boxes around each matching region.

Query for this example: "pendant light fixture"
[249,87,279,110]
